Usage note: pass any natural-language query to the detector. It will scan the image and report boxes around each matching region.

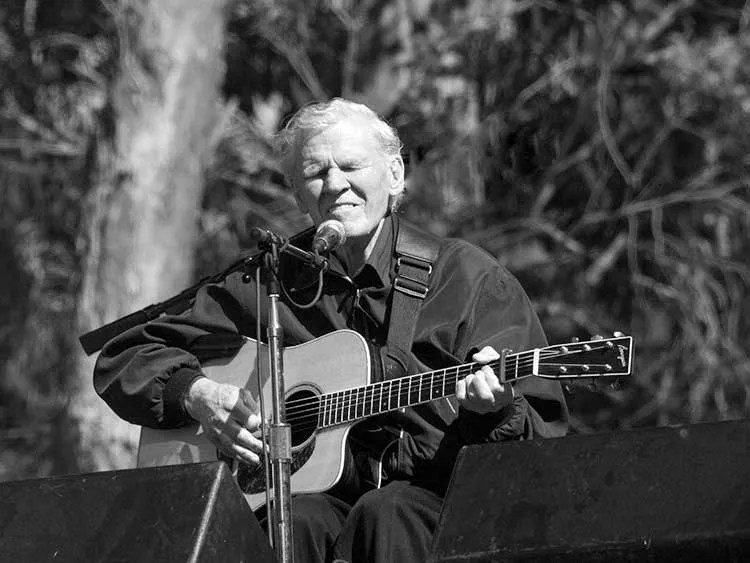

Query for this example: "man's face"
[292,116,404,245]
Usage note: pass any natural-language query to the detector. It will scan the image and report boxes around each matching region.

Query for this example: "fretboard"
[317,349,537,428]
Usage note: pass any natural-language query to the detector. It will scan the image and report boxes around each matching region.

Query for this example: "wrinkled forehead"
[295,115,382,157]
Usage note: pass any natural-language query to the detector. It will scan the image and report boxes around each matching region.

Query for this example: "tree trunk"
[64,0,229,472]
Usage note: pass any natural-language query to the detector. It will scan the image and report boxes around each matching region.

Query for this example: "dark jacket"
[95,215,568,492]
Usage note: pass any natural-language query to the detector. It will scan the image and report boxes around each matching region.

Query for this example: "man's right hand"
[184,377,265,466]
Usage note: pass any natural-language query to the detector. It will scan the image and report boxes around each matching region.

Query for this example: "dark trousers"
[280,480,443,563]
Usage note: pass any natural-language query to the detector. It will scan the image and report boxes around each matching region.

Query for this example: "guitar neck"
[317,351,537,428]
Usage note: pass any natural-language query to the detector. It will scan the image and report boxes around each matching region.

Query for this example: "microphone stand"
[258,242,294,563]
[247,228,327,563]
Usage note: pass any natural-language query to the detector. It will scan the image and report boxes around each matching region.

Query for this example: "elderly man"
[94,98,568,563]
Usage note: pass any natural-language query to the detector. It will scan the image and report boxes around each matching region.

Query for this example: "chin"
[338,220,376,239]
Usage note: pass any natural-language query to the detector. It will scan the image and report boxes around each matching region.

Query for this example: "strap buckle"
[394,255,432,299]
[393,277,429,299]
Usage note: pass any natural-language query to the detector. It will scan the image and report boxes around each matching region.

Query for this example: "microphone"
[312,220,347,254]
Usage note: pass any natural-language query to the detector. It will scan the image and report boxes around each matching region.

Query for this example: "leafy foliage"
[0,0,114,478]
[1,0,748,479]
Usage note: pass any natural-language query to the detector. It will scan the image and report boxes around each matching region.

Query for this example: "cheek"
[295,182,321,213]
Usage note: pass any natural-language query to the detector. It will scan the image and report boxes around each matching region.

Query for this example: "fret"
[379,382,388,413]
[514,354,519,380]
[387,380,393,411]
[448,366,458,394]
[340,390,346,423]
[325,393,332,427]
[344,389,352,422]
[356,387,364,419]
[417,374,422,403]
[361,386,368,417]
[409,375,420,406]
[335,391,344,424]
[395,378,401,409]
[324,393,332,426]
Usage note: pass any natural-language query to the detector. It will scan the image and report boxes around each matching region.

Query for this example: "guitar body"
[137,329,372,511]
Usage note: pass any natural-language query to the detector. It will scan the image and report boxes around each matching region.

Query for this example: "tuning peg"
[564,384,575,394]
[571,336,580,343]
[613,331,624,337]
[588,382,598,392]
[592,334,603,340]
[610,377,622,390]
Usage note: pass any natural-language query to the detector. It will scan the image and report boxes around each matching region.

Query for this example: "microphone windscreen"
[312,220,347,253]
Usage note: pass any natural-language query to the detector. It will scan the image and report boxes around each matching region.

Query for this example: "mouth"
[326,202,358,214]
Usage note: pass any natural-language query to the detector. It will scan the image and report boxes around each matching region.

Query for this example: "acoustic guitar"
[137,329,633,510]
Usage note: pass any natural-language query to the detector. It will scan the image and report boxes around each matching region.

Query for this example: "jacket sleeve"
[93,271,255,428]
[443,243,569,443]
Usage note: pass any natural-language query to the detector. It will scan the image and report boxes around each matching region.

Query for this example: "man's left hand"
[456,346,515,414]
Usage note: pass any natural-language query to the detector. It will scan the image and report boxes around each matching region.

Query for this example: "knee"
[292,494,337,537]
[350,485,405,523]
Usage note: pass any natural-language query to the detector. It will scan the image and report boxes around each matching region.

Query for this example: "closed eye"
[340,161,368,171]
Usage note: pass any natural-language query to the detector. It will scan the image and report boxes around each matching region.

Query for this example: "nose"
[322,167,349,193]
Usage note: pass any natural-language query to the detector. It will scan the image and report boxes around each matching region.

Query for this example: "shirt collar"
[282,216,397,292]
[346,215,395,289]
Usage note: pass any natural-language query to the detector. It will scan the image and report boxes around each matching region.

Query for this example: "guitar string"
[282,371,537,436]
[282,344,613,413]
[258,343,624,434]
[279,344,619,420]
[283,357,624,435]
[281,361,527,433]
[284,366,615,433]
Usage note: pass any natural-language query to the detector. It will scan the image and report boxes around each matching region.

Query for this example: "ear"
[387,155,405,197]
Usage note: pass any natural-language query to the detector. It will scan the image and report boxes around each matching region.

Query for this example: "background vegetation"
[1,0,748,480]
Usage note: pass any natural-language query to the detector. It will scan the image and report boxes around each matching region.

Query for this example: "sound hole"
[286,387,321,447]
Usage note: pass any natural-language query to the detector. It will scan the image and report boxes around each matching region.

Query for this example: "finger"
[455,378,467,401]
[214,424,264,465]
[468,371,496,403]
[242,412,262,433]
[229,394,258,428]
[238,387,259,413]
[477,366,503,394]
[472,345,501,364]
[233,424,265,454]
[225,442,261,465]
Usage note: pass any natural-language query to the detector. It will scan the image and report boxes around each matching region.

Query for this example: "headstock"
[533,333,633,384]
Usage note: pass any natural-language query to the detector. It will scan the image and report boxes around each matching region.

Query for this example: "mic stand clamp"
[251,227,329,271]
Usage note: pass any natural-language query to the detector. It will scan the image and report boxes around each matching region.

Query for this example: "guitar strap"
[382,220,442,380]
[349,219,442,490]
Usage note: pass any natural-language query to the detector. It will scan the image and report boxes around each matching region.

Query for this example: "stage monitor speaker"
[0,461,277,562]
[430,419,750,562]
